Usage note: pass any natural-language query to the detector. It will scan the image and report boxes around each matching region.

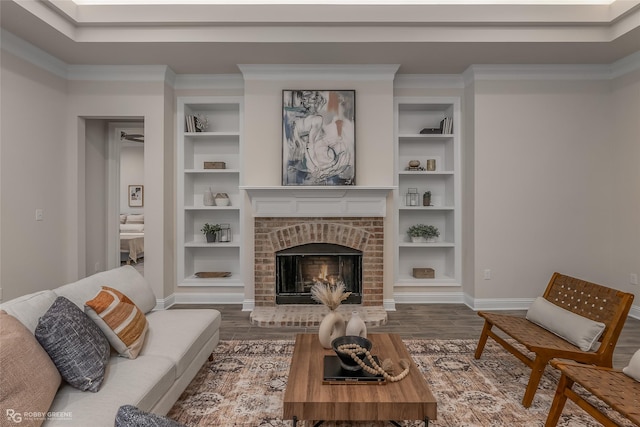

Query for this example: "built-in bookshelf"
[176,96,244,287]
[394,97,461,287]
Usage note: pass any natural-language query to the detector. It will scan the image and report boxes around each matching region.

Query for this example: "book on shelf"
[439,117,453,134]
[185,115,204,133]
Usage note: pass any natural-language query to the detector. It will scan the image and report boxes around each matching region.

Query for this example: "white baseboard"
[383,299,396,311]
[393,291,465,304]
[170,292,245,306]
[467,297,535,312]
[159,292,639,321]
[242,299,255,311]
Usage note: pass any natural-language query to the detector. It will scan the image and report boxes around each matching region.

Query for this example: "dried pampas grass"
[310,281,351,311]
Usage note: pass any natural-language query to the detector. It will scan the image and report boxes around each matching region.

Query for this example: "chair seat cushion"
[526,297,605,351]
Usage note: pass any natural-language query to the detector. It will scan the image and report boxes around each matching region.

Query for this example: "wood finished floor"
[175,303,640,369]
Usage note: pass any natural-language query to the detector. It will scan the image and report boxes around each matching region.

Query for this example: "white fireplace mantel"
[240,186,395,217]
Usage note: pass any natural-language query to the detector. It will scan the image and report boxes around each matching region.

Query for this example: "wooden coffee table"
[283,333,437,426]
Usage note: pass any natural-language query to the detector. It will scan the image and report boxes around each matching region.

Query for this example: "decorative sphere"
[408,160,420,167]
[331,335,372,371]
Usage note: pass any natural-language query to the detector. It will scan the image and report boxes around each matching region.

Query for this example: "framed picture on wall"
[128,185,144,207]
[282,90,356,186]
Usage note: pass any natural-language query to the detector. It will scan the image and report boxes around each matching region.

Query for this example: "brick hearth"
[254,217,384,307]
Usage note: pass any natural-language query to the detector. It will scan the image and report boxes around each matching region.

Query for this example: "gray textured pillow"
[526,296,605,352]
[35,296,110,392]
[115,405,186,427]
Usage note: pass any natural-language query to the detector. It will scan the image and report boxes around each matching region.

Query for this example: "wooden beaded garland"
[335,343,410,382]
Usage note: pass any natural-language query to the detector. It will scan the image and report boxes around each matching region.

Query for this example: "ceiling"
[1,0,640,75]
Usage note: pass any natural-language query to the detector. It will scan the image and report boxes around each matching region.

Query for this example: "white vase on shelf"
[318,310,346,349]
[203,188,215,206]
[346,311,367,338]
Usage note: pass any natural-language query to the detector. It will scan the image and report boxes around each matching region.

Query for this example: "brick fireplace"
[254,217,384,307]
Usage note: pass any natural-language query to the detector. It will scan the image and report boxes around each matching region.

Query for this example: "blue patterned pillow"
[35,296,110,392]
[115,405,186,427]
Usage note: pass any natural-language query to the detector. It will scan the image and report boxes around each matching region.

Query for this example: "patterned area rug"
[168,339,633,426]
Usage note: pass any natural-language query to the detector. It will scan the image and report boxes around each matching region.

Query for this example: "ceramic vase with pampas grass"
[311,280,351,348]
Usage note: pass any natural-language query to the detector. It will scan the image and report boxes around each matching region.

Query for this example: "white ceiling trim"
[3,28,638,87]
[173,74,245,89]
[0,29,68,78]
[66,64,174,82]
[238,64,401,80]
[394,74,465,89]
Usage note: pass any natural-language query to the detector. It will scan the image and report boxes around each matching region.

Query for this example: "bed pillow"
[126,214,144,224]
[35,296,110,392]
[120,223,144,232]
[85,286,148,359]
[1,311,61,427]
[526,296,605,352]
[623,349,640,382]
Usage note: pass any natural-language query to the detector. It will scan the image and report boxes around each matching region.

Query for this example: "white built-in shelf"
[177,96,244,288]
[394,97,461,288]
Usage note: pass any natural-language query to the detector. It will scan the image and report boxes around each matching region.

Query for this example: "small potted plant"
[407,224,440,243]
[201,223,221,243]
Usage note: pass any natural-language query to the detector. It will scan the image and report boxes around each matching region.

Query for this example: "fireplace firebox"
[275,243,362,304]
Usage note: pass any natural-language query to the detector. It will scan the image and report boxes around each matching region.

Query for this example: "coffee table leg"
[292,416,297,426]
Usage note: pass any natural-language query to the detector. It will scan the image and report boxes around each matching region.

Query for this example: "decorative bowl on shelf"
[331,335,372,371]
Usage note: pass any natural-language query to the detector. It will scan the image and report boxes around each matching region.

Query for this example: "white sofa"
[0,266,221,426]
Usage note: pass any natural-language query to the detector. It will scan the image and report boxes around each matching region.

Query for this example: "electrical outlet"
[483,269,491,280]
[35,209,43,221]
[631,273,638,286]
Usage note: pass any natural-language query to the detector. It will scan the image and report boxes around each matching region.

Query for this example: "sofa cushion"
[142,309,221,378]
[46,355,175,427]
[35,296,111,392]
[115,405,185,427]
[85,286,149,359]
[526,296,605,352]
[0,311,61,427]
[623,349,640,382]
[0,290,57,334]
[55,265,156,314]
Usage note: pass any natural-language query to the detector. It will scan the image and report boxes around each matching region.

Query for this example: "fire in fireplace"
[275,243,362,304]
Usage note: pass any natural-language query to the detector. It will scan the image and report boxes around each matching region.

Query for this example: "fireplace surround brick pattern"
[254,217,384,307]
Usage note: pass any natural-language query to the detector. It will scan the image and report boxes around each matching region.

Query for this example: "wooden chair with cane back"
[474,272,634,407]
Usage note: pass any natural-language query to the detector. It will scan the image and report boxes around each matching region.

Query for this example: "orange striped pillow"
[85,286,148,359]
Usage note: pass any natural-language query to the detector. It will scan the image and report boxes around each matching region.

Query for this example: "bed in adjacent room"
[120,214,144,264]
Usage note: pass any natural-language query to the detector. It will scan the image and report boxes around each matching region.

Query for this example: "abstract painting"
[282,90,355,186]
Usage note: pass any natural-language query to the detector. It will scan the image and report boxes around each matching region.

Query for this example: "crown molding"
[238,64,400,81]
[0,29,68,79]
[174,74,244,90]
[66,65,173,83]
[394,74,464,89]
[463,63,613,85]
[611,49,640,78]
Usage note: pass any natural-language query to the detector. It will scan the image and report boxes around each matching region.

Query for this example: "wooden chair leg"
[474,320,492,359]
[522,356,549,408]
[545,373,573,427]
